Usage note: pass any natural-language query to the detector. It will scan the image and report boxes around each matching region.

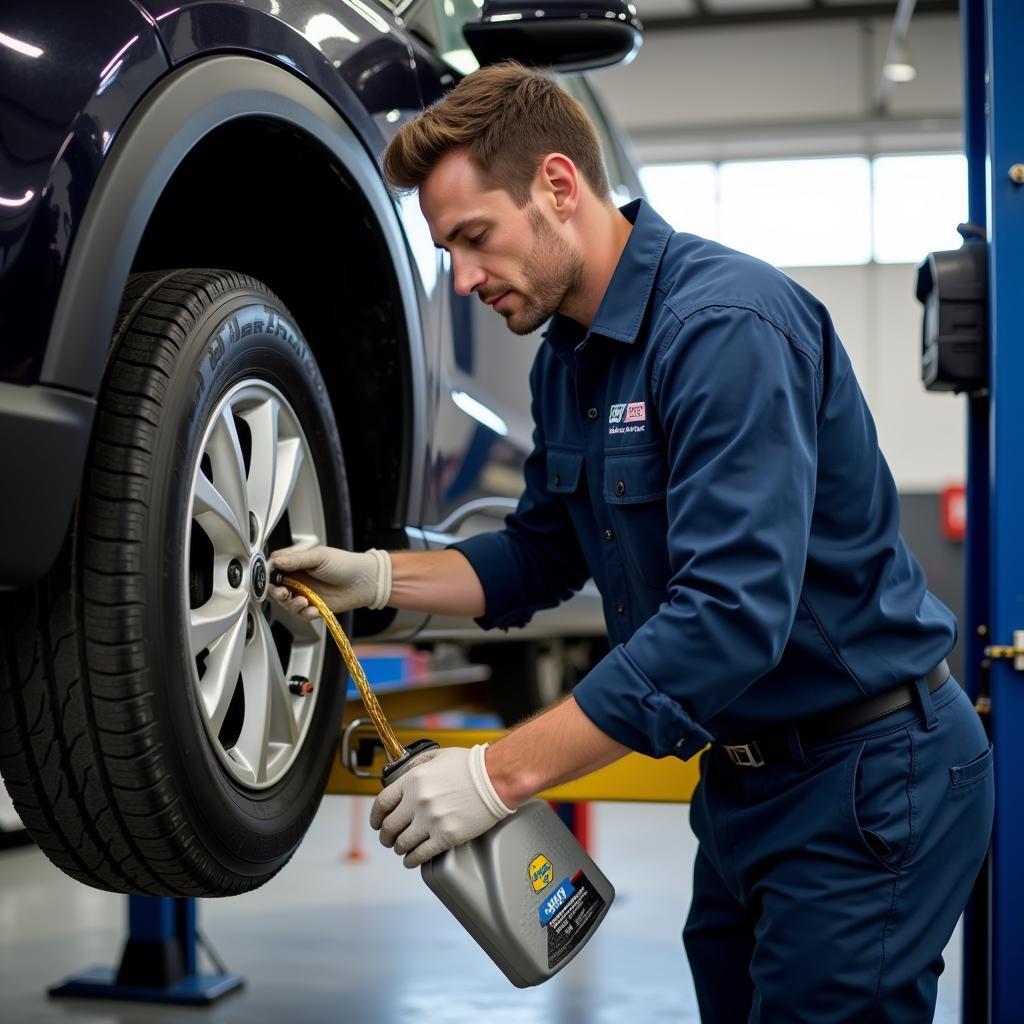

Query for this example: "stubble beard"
[500,206,584,337]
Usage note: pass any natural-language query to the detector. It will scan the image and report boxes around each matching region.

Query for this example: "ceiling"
[635,0,959,31]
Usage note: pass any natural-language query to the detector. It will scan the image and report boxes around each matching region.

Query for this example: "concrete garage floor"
[2,800,962,1023]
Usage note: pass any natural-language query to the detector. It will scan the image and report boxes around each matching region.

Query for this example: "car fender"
[40,52,428,501]
[137,0,418,158]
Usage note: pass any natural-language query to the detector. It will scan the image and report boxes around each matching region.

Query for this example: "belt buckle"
[723,742,765,768]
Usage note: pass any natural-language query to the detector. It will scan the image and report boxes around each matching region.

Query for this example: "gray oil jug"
[385,741,615,988]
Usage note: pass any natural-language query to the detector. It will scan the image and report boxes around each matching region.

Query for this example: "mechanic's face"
[420,150,584,336]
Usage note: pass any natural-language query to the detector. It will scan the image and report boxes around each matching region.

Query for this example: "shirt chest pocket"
[546,447,585,494]
[545,447,594,546]
[604,445,671,589]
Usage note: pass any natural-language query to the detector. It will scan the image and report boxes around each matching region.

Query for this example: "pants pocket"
[846,731,914,874]
[950,743,994,791]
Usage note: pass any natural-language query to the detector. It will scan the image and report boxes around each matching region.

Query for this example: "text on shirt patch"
[609,401,646,435]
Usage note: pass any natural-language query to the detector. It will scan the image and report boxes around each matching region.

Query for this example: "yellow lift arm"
[324,678,701,803]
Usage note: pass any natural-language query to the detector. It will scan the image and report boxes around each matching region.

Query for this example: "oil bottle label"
[538,876,576,925]
[529,854,554,893]
[545,871,606,969]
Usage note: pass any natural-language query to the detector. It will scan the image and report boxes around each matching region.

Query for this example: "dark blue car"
[0,0,642,895]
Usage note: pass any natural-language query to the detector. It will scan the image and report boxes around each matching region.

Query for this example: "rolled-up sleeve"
[449,362,592,631]
[572,306,821,758]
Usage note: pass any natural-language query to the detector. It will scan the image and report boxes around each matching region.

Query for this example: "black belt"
[719,659,951,768]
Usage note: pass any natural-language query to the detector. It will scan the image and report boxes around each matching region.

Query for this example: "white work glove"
[370,744,514,868]
[268,544,391,619]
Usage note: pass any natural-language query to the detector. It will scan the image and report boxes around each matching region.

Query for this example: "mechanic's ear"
[537,153,579,222]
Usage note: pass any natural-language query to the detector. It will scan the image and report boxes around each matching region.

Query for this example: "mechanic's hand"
[268,545,392,620]
[370,745,513,868]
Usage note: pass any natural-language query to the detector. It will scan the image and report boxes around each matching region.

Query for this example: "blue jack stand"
[49,895,244,1006]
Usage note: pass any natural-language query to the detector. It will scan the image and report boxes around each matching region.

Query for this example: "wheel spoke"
[265,438,304,542]
[200,612,248,736]
[240,399,279,548]
[206,408,250,544]
[276,604,324,644]
[190,591,248,654]
[193,471,248,553]
[262,616,300,746]
[234,614,281,782]
[235,633,272,784]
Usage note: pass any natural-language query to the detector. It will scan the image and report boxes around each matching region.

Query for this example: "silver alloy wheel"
[184,380,327,789]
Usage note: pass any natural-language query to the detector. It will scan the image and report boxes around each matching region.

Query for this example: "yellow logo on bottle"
[529,854,553,893]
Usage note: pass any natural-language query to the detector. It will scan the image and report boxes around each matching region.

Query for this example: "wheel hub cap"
[250,554,268,602]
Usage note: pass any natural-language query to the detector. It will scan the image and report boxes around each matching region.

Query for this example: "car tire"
[0,269,351,896]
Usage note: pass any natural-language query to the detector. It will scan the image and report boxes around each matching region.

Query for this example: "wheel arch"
[41,54,426,537]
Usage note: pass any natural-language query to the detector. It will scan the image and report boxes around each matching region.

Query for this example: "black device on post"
[916,233,988,394]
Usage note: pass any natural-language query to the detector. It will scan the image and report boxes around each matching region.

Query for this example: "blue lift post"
[961,2,1024,1021]
[960,0,990,1019]
[981,1,1024,1020]
[49,895,244,1006]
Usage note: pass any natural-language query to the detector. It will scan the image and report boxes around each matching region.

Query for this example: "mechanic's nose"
[451,253,485,297]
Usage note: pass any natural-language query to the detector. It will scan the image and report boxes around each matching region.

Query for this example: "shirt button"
[604,528,614,541]
[553,473,561,485]
[587,407,599,420]
[614,481,626,497]
[615,601,625,615]
[675,736,687,749]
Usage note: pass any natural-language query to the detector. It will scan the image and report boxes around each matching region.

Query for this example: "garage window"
[639,163,718,240]
[872,154,968,264]
[718,157,872,268]
[641,153,968,268]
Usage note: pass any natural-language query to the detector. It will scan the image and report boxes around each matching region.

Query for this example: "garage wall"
[591,13,963,160]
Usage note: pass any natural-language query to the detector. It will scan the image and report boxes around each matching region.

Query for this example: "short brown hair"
[382,61,611,207]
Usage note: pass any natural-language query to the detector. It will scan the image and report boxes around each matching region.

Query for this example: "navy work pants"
[684,677,994,1023]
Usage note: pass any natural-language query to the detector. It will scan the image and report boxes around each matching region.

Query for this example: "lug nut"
[289,675,314,696]
[227,559,243,588]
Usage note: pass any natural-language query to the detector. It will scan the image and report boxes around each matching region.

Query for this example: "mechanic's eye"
[468,233,486,246]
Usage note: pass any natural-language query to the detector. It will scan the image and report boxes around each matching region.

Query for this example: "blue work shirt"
[451,199,956,759]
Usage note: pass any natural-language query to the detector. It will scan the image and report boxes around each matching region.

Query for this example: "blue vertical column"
[961,1,990,1020]
[983,1,1024,1019]
[116,896,187,988]
[963,0,990,710]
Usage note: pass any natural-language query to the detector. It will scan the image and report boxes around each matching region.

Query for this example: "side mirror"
[463,1,642,73]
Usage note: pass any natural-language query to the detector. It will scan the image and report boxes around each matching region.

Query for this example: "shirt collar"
[544,198,674,364]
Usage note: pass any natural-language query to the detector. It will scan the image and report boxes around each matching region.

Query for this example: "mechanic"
[271,62,994,1021]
